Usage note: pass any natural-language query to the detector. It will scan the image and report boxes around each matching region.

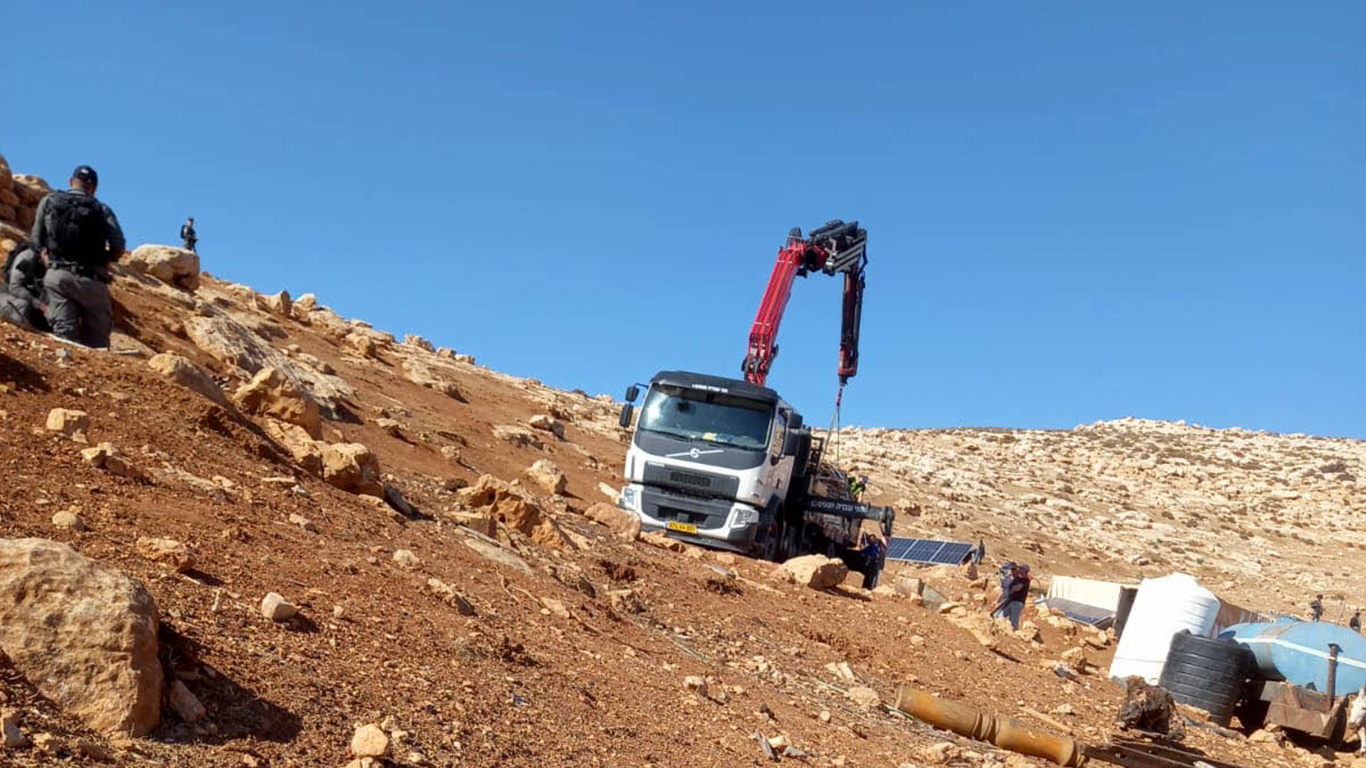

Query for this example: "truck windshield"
[638,385,773,451]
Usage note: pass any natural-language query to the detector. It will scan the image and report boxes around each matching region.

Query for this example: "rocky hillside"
[0,151,1361,768]
[837,419,1366,616]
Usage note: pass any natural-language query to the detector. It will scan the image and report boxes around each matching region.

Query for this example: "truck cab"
[616,371,804,557]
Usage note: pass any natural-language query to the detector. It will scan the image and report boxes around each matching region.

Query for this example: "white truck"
[615,370,893,563]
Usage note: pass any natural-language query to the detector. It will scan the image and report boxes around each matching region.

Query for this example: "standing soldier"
[32,165,124,348]
[181,217,197,252]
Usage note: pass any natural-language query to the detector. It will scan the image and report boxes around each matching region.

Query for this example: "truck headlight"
[733,507,759,527]
[619,486,637,511]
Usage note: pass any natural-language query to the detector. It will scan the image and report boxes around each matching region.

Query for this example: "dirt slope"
[1,153,1361,768]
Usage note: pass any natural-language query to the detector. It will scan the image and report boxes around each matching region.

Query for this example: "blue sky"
[8,1,1364,437]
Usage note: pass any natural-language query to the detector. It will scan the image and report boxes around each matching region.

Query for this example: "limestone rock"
[135,537,194,573]
[168,680,206,722]
[393,549,420,569]
[846,686,880,708]
[457,475,544,536]
[351,723,390,758]
[264,290,291,316]
[262,418,324,476]
[427,578,475,615]
[598,482,622,505]
[45,408,89,437]
[289,513,318,532]
[775,555,849,590]
[322,443,383,496]
[234,367,322,438]
[79,443,144,480]
[51,509,87,531]
[0,539,162,735]
[525,459,568,496]
[493,425,543,449]
[2,711,26,748]
[401,358,463,399]
[183,313,353,416]
[404,334,435,352]
[585,502,642,541]
[147,353,227,405]
[123,244,200,290]
[260,592,297,621]
[683,676,708,696]
[528,414,564,439]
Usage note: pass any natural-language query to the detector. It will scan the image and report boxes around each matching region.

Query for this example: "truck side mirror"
[788,413,803,432]
[624,385,640,403]
[783,428,802,456]
[619,403,634,429]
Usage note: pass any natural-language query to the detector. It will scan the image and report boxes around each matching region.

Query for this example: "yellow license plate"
[666,521,697,534]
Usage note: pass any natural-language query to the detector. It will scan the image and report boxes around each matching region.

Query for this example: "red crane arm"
[741,221,868,388]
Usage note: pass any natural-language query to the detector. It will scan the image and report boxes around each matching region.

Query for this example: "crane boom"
[741,220,868,387]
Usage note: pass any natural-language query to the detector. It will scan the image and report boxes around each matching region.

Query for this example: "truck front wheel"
[762,516,786,563]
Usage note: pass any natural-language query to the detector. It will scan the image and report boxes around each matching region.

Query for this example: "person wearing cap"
[32,165,124,348]
[181,217,197,252]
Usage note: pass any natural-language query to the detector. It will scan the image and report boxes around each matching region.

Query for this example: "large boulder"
[457,475,543,535]
[775,554,849,590]
[0,539,162,735]
[322,443,382,496]
[585,502,641,541]
[147,353,227,405]
[183,313,353,417]
[123,244,200,291]
[233,367,322,438]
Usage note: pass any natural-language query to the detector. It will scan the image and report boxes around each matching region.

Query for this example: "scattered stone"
[426,578,475,615]
[528,414,565,439]
[774,555,849,590]
[2,711,26,748]
[260,592,297,621]
[0,539,163,735]
[540,597,571,619]
[586,502,642,541]
[351,723,391,758]
[393,549,421,569]
[683,676,708,696]
[525,459,568,495]
[404,334,435,352]
[462,538,533,575]
[79,442,144,480]
[45,407,89,437]
[493,424,543,449]
[322,443,383,496]
[375,417,403,436]
[289,513,318,532]
[264,290,291,316]
[598,482,622,505]
[920,741,959,765]
[75,738,111,761]
[846,686,880,708]
[168,680,206,722]
[51,509,87,531]
[384,484,418,519]
[30,731,55,754]
[233,367,323,438]
[135,537,194,573]
[147,353,227,405]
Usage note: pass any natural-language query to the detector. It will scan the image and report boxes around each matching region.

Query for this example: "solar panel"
[884,537,975,565]
[1041,597,1114,629]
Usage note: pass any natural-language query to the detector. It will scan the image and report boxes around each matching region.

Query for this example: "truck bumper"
[620,483,762,553]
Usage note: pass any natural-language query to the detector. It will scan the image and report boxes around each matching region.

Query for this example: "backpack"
[3,240,34,286]
[45,192,108,265]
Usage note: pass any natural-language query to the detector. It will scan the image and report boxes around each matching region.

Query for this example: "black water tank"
[1158,630,1254,726]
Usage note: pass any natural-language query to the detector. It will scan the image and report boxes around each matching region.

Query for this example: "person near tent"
[993,563,1031,630]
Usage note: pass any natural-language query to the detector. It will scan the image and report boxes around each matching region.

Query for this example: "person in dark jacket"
[993,563,1031,630]
[32,165,124,348]
[858,533,885,590]
[1,242,50,331]
[1350,610,1361,633]
[181,217,197,252]
[1311,595,1324,622]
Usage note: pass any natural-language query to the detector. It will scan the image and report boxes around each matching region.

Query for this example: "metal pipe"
[893,686,1085,767]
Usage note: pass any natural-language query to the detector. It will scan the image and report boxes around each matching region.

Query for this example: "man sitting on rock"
[0,240,50,332]
[32,165,125,348]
